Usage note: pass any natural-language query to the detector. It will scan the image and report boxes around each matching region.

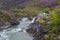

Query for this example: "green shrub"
[44,34,50,40]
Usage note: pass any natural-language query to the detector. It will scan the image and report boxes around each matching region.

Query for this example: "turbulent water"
[0,17,35,40]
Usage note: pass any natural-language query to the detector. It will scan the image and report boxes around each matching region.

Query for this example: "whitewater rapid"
[0,17,35,40]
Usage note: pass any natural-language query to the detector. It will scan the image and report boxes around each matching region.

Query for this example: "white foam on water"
[23,30,26,33]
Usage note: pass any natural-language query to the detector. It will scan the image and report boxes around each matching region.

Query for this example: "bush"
[44,34,50,40]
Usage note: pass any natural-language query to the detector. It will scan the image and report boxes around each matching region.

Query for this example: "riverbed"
[0,17,34,40]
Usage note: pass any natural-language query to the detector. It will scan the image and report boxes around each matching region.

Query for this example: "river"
[0,17,35,40]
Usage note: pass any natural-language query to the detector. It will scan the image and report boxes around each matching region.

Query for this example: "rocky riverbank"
[26,20,47,40]
[0,18,20,29]
[26,12,59,40]
[0,15,36,29]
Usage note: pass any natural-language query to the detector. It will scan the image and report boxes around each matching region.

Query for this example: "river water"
[0,13,48,40]
[0,18,34,40]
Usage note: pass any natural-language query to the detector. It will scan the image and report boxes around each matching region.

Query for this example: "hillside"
[0,0,60,29]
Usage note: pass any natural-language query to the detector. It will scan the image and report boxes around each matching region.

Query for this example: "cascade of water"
[31,17,36,23]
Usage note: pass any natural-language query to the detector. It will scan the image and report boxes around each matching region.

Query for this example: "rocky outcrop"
[0,18,20,29]
[26,22,47,40]
[0,22,11,29]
